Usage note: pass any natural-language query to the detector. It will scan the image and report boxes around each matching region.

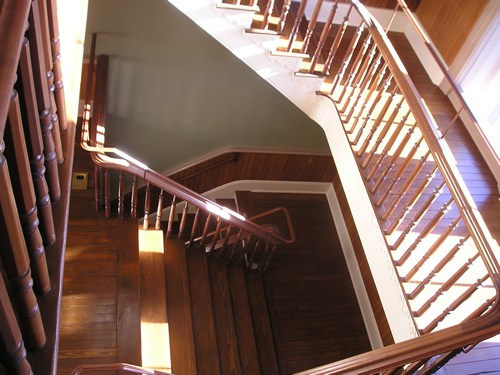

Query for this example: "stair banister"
[394,0,500,190]
[81,136,294,246]
[347,0,500,285]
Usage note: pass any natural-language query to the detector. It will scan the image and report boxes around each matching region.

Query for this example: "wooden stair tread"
[228,266,261,375]
[164,238,197,375]
[208,257,243,375]
[187,247,221,375]
[246,272,280,375]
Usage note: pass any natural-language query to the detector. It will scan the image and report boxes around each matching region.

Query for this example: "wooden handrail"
[349,0,499,286]
[296,0,500,372]
[295,301,499,374]
[394,0,483,132]
[82,141,293,247]
[81,38,294,249]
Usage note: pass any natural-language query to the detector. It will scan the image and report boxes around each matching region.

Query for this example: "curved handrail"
[72,362,172,375]
[199,206,296,246]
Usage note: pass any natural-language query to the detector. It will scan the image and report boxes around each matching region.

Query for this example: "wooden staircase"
[159,195,282,374]
[151,191,372,375]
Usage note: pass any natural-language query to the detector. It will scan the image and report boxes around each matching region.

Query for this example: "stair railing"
[1,0,74,373]
[285,0,500,373]
[392,0,499,179]
[225,0,500,372]
[81,35,295,271]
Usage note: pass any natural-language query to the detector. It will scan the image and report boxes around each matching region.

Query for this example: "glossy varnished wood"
[237,192,372,374]
[57,132,140,375]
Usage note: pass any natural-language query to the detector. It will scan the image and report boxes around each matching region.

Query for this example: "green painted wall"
[85,0,330,172]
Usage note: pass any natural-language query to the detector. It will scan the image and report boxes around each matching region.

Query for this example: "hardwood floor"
[57,141,140,375]
[237,192,372,374]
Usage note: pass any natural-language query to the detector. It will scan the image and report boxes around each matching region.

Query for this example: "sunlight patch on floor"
[139,229,164,254]
[138,229,171,372]
[141,322,172,372]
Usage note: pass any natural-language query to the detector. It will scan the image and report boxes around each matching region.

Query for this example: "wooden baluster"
[351,69,391,145]
[300,0,323,54]
[131,175,138,219]
[177,201,189,238]
[337,33,372,104]
[6,90,50,295]
[143,182,151,229]
[261,0,276,32]
[166,195,177,239]
[200,213,212,248]
[221,223,233,254]
[366,108,409,181]
[228,229,243,263]
[189,207,201,247]
[18,38,56,245]
[415,252,480,318]
[403,216,462,281]
[155,189,164,230]
[27,0,61,202]
[104,168,110,218]
[0,274,33,375]
[308,1,339,74]
[37,0,63,164]
[345,57,385,127]
[329,22,365,95]
[370,120,416,193]
[117,171,124,219]
[395,198,454,266]
[382,150,431,220]
[257,240,273,270]
[409,235,470,299]
[0,143,46,350]
[341,45,379,118]
[323,5,352,78]
[361,93,402,168]
[357,83,395,154]
[209,217,223,253]
[384,166,438,235]
[374,136,424,207]
[276,0,291,34]
[46,0,67,131]
[284,0,307,53]
[94,164,100,212]
[421,274,489,334]
[247,237,262,268]
[389,180,446,250]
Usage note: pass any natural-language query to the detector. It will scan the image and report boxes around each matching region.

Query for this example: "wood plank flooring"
[57,139,140,375]
[237,192,372,374]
